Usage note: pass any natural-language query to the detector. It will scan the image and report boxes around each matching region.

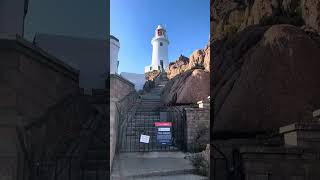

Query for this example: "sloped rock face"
[213,24,320,132]
[161,69,210,105]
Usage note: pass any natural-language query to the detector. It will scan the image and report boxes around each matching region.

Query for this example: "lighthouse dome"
[157,25,165,30]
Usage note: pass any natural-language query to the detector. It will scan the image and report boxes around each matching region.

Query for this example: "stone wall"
[185,107,210,152]
[211,121,320,180]
[240,147,320,180]
[110,74,135,99]
[0,35,79,180]
[110,74,137,170]
[166,106,210,152]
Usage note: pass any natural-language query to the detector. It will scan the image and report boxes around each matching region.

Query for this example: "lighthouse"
[145,25,169,73]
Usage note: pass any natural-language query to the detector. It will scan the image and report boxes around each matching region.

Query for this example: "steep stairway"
[121,74,177,152]
[113,73,207,179]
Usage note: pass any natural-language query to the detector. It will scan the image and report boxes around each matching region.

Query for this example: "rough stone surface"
[167,55,189,79]
[213,24,320,132]
[188,49,205,70]
[301,0,320,32]
[145,70,160,81]
[212,0,320,40]
[185,108,210,152]
[161,69,210,105]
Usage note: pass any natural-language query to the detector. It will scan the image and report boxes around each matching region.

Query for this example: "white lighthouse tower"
[145,25,169,73]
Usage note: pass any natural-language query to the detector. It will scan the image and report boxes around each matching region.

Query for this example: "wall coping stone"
[279,121,320,134]
[0,34,79,81]
[239,146,320,155]
[184,107,210,111]
[110,73,135,87]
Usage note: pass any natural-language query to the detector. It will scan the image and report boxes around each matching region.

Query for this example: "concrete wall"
[0,35,79,180]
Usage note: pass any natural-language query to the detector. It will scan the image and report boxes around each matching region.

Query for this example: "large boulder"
[213,24,320,132]
[161,69,210,105]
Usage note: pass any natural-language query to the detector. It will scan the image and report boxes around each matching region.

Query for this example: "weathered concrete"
[111,152,206,180]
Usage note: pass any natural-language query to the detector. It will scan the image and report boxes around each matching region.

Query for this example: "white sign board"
[158,128,170,132]
[140,134,150,144]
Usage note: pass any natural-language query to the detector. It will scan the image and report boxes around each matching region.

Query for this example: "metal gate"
[120,107,186,152]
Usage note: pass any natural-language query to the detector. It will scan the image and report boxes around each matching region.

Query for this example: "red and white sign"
[155,122,172,127]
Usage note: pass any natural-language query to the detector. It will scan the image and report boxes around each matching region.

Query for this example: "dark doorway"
[160,60,164,71]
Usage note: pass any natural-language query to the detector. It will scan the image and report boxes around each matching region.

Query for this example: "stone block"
[313,109,320,118]
[279,122,320,148]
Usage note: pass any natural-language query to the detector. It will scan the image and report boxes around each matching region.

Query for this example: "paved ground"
[110,152,208,180]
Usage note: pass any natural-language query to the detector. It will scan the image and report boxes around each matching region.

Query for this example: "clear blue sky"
[111,0,210,74]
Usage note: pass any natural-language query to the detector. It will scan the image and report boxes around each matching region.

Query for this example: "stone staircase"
[121,73,176,152]
[113,73,208,179]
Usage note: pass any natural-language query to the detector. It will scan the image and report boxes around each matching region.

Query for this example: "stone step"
[134,113,159,116]
[127,174,208,180]
[120,144,178,152]
[133,115,160,119]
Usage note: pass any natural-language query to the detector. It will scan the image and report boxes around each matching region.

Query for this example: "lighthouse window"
[160,42,163,46]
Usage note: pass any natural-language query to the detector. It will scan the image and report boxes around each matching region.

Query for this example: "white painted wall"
[0,0,25,36]
[110,36,120,74]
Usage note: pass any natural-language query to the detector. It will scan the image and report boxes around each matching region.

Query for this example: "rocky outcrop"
[161,69,210,105]
[167,55,189,79]
[166,44,210,80]
[212,0,320,40]
[213,24,320,132]
[188,49,205,69]
[301,0,320,32]
[145,70,160,81]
